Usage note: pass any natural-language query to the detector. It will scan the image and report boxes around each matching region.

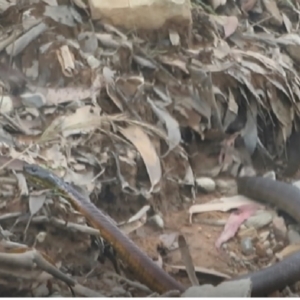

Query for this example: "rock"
[292,180,300,190]
[245,210,273,229]
[272,216,287,241]
[287,228,300,245]
[196,177,216,192]
[262,240,271,249]
[215,179,237,195]
[259,231,270,242]
[32,284,49,297]
[255,242,267,257]
[266,248,273,257]
[238,227,258,240]
[149,214,164,229]
[181,279,252,297]
[263,171,276,180]
[240,237,255,256]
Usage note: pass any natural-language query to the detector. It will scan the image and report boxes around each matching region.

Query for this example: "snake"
[23,163,300,296]
[23,163,185,294]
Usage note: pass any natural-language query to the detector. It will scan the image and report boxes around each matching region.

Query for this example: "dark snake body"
[234,176,300,296]
[24,163,300,296]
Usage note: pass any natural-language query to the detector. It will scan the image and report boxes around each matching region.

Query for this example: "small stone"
[150,214,164,229]
[263,171,276,180]
[292,180,300,190]
[32,284,49,297]
[196,177,216,192]
[241,237,255,256]
[266,248,273,257]
[272,216,287,241]
[263,240,271,249]
[238,227,258,240]
[259,231,270,242]
[245,210,273,229]
[215,179,237,195]
[273,241,284,252]
[240,224,247,230]
[255,242,266,257]
[288,228,300,245]
[111,287,127,296]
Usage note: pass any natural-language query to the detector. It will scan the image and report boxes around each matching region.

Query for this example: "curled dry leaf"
[56,45,76,77]
[147,98,181,153]
[120,125,162,190]
[29,193,47,216]
[169,264,231,280]
[59,105,102,138]
[240,0,258,12]
[209,15,238,38]
[178,235,199,286]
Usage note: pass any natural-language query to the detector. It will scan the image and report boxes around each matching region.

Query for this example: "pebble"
[263,171,276,180]
[111,287,127,296]
[245,210,273,229]
[259,231,270,242]
[262,240,271,249]
[196,177,216,192]
[288,228,300,245]
[222,243,228,250]
[32,284,49,297]
[292,180,300,190]
[241,237,255,256]
[215,179,237,195]
[266,248,273,257]
[272,216,287,241]
[149,214,164,229]
[238,227,258,240]
[229,251,239,260]
[255,242,267,257]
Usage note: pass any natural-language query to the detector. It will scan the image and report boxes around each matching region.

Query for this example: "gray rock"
[241,237,255,256]
[287,228,300,245]
[245,210,273,229]
[272,216,287,241]
[181,279,252,297]
[196,177,216,192]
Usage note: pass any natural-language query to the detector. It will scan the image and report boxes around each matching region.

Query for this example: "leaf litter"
[0,0,299,297]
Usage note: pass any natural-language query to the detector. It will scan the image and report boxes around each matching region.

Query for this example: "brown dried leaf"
[56,45,76,77]
[61,105,102,137]
[209,15,238,38]
[148,98,181,153]
[262,0,283,25]
[120,125,162,190]
[178,234,199,286]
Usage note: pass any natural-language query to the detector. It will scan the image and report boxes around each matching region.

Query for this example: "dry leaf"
[148,98,181,153]
[56,45,76,77]
[178,235,199,286]
[29,193,47,216]
[169,265,231,279]
[120,125,162,190]
[61,105,102,137]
